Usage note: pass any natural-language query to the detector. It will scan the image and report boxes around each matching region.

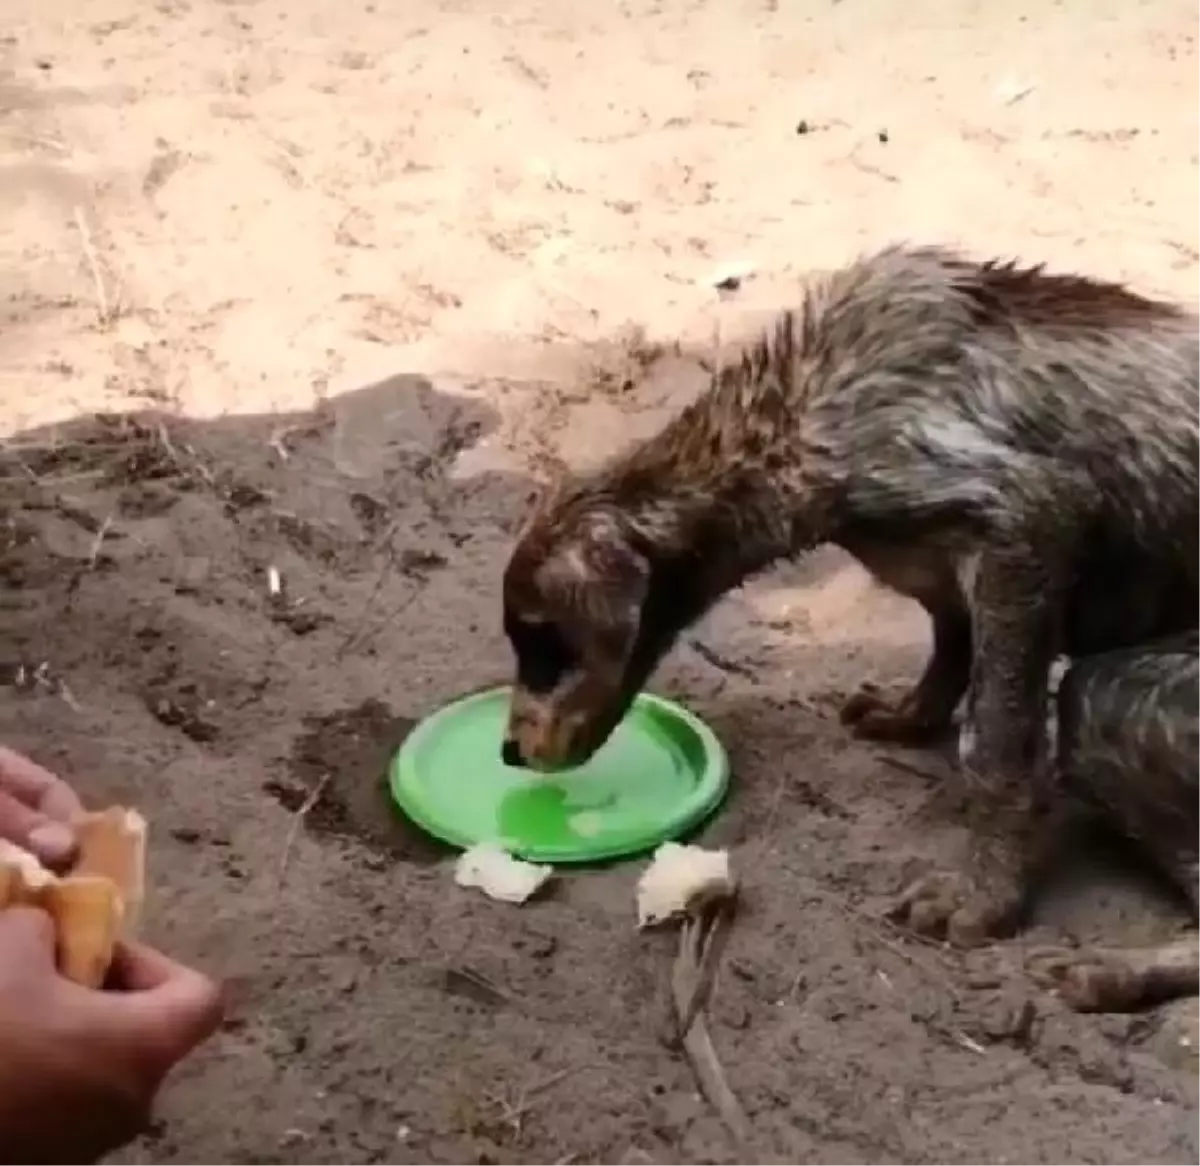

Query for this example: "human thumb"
[103,942,225,1071]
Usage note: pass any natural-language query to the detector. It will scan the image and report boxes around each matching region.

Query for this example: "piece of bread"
[74,806,147,937]
[0,838,55,896]
[0,805,147,988]
[39,876,125,988]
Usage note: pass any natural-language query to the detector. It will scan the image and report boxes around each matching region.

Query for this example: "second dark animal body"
[501,243,1199,1011]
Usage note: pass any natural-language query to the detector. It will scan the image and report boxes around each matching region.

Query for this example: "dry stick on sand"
[484,1066,578,1138]
[670,899,754,1154]
[66,512,115,596]
[335,516,412,659]
[877,753,949,785]
[276,773,331,887]
[337,585,421,660]
[72,206,112,326]
[673,896,737,1042]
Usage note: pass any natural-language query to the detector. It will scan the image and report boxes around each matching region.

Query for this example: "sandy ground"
[2,0,1199,1162]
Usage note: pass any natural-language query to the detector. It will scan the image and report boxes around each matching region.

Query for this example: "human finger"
[0,788,77,869]
[0,745,85,821]
[108,939,195,992]
[96,942,225,1066]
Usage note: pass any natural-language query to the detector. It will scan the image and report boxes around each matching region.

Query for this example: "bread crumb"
[636,841,734,928]
[454,842,553,904]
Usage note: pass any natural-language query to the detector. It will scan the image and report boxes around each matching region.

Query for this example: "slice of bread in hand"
[74,807,147,936]
[39,876,125,988]
[0,806,147,987]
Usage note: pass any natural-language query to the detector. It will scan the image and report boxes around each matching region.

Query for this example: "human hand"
[0,745,84,870]
[0,907,224,1164]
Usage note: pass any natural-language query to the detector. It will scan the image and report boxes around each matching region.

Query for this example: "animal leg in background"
[1027,632,1199,1012]
[890,533,1068,946]
[839,545,972,744]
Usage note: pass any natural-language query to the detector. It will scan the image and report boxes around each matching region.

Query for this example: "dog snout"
[501,738,527,768]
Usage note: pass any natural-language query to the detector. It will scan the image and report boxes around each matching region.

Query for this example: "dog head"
[501,502,657,771]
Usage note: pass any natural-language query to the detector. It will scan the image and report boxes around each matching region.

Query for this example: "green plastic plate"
[389,685,729,864]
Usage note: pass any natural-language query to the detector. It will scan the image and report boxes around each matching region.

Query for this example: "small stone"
[1147,1002,1200,1074]
[620,1150,656,1165]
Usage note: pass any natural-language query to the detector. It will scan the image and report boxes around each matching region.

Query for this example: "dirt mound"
[0,370,1194,1165]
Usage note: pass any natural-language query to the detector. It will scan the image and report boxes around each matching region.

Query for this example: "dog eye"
[505,615,576,693]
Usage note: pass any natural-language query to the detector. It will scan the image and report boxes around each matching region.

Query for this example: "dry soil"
[1,0,1198,1162]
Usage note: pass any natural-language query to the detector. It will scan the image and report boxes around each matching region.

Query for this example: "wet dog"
[501,244,1198,1006]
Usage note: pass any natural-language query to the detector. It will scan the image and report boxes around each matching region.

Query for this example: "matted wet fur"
[501,243,1199,999]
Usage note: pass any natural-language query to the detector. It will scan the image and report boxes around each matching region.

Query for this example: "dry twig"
[484,1067,577,1137]
[10,660,83,713]
[72,206,113,325]
[878,754,949,784]
[276,773,331,886]
[670,898,754,1155]
[85,514,114,568]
